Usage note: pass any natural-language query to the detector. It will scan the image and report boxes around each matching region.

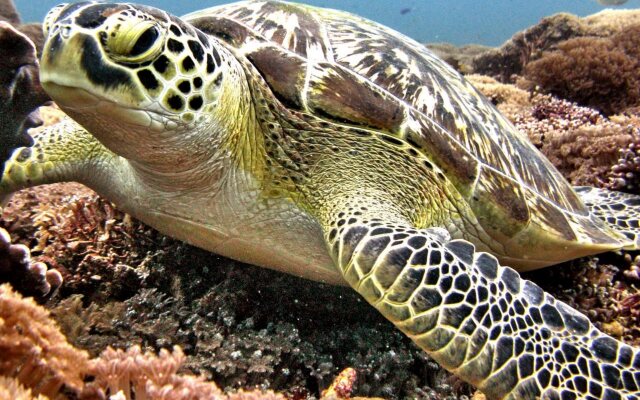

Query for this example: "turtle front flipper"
[323,213,640,399]
[575,186,640,250]
[0,117,118,196]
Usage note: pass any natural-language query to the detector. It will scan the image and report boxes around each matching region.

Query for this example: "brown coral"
[523,27,640,115]
[472,9,640,82]
[0,283,90,398]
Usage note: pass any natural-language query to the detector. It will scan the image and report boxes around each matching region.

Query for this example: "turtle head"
[40,2,237,171]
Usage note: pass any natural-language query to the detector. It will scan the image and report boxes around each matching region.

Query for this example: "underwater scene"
[2,0,640,399]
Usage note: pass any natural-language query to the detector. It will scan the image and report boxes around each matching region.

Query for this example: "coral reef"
[2,4,640,400]
[472,9,640,82]
[0,283,391,400]
[523,27,640,115]
[466,76,640,191]
[465,75,532,118]
[509,94,640,188]
[2,187,472,398]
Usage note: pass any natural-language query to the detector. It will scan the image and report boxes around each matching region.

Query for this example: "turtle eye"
[129,26,159,56]
[105,20,163,63]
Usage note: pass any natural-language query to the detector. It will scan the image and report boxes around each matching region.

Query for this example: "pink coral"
[87,345,286,400]
[0,283,90,398]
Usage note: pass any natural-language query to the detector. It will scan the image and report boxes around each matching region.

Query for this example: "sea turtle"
[1,1,640,398]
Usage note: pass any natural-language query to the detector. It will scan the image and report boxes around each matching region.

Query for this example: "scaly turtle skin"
[2,1,640,398]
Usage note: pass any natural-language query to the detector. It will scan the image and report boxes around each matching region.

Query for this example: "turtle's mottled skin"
[2,1,640,398]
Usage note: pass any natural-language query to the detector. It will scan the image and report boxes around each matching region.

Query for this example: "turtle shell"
[183,1,620,249]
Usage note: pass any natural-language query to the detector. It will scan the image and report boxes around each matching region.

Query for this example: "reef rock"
[0,0,49,173]
[425,42,492,74]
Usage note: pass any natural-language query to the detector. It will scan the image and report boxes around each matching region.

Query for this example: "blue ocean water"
[14,0,640,46]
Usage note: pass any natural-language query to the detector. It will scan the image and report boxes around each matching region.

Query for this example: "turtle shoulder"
[184,1,612,244]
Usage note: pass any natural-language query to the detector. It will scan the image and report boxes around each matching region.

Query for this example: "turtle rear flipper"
[324,212,640,399]
[575,186,640,250]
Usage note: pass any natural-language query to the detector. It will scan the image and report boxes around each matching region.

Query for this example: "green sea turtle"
[2,1,640,398]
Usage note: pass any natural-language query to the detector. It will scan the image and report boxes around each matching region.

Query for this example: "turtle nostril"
[43,3,68,37]
[129,26,159,57]
[60,25,72,39]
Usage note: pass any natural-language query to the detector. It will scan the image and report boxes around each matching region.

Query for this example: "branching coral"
[523,27,640,115]
[85,345,287,400]
[0,283,90,398]
[607,138,640,193]
[512,95,639,186]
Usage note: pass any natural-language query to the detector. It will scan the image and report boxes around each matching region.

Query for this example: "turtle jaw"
[42,79,186,167]
[42,81,174,133]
